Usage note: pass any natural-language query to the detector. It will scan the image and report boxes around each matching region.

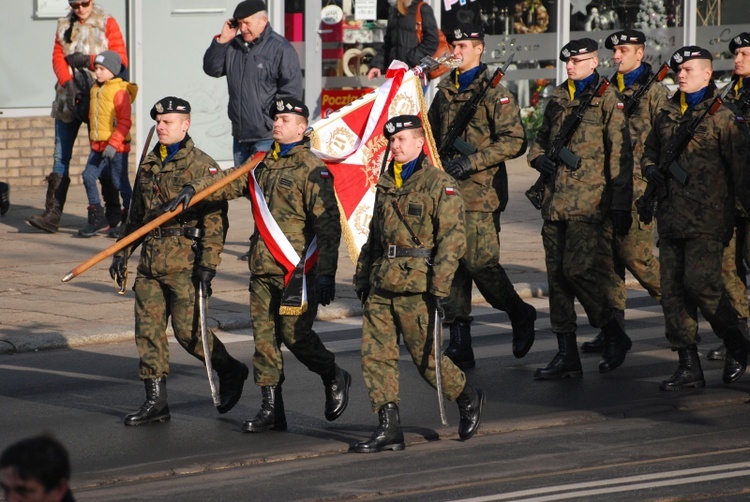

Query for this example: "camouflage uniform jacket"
[116,137,227,275]
[354,155,466,297]
[618,62,670,201]
[428,65,527,213]
[642,81,750,243]
[724,81,750,218]
[189,138,340,278]
[528,72,634,223]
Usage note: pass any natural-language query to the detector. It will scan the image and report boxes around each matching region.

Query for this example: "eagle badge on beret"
[276,100,285,112]
[385,122,396,134]
[155,103,164,114]
[561,48,570,59]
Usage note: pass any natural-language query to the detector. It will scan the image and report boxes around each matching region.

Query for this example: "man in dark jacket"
[203,0,303,166]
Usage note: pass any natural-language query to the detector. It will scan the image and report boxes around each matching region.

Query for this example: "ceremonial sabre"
[434,307,448,427]
[198,281,221,407]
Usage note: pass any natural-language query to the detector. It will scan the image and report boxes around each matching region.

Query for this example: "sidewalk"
[0,157,557,354]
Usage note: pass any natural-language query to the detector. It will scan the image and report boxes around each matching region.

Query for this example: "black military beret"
[271,97,309,119]
[384,115,422,140]
[150,96,191,120]
[233,0,265,20]
[560,38,599,62]
[729,33,750,54]
[450,23,484,43]
[669,46,713,72]
[605,29,646,50]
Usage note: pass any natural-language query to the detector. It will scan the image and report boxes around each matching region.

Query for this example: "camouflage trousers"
[442,211,519,324]
[603,209,662,311]
[721,223,750,318]
[249,274,335,387]
[133,270,231,380]
[660,237,741,348]
[542,220,616,333]
[361,290,466,412]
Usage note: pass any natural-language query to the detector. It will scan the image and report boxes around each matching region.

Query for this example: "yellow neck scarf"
[393,161,404,188]
[679,92,688,115]
[567,79,576,101]
[616,72,625,92]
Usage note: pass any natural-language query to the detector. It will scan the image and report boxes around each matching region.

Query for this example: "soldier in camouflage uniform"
[580,30,667,353]
[706,33,750,362]
[527,38,634,379]
[353,115,484,453]
[427,23,536,370]
[109,97,249,426]
[642,47,750,390]
[168,97,351,433]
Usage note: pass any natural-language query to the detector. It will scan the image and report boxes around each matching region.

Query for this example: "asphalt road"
[3,292,750,501]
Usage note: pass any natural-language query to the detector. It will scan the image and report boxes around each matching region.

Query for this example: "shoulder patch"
[445,187,455,195]
[208,167,218,175]
[320,170,330,179]
[617,102,624,110]
[737,115,745,124]
[500,97,510,105]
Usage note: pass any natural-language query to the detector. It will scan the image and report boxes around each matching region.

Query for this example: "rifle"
[438,52,515,160]
[623,63,670,118]
[635,77,735,224]
[525,63,621,210]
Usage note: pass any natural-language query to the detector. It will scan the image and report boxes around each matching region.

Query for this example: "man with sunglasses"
[527,38,634,380]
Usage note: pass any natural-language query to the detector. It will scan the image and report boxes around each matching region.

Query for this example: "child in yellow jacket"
[79,50,138,237]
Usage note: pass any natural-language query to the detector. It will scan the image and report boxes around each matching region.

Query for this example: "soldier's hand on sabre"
[315,274,336,306]
[194,266,216,297]
[356,285,370,307]
[166,186,196,212]
[531,154,556,176]
[109,255,127,293]
[435,296,448,318]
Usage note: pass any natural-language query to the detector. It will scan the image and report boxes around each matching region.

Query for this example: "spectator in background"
[203,0,303,260]
[0,435,74,502]
[203,0,303,166]
[28,0,128,235]
[78,51,137,238]
[367,0,439,80]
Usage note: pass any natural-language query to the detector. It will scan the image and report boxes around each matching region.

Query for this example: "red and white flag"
[309,60,442,263]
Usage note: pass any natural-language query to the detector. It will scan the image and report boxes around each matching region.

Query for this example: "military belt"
[386,245,431,259]
[149,226,204,239]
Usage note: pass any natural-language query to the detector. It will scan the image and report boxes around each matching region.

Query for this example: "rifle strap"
[390,199,423,246]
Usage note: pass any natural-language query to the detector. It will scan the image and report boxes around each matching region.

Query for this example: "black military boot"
[508,296,536,358]
[78,203,110,237]
[215,357,249,414]
[599,313,632,373]
[707,342,726,361]
[534,333,583,379]
[354,403,405,453]
[721,326,749,385]
[100,176,122,228]
[0,181,9,216]
[582,309,623,354]
[242,385,287,432]
[124,377,170,426]
[443,321,475,370]
[322,364,351,421]
[660,345,705,390]
[456,384,485,440]
[28,173,68,233]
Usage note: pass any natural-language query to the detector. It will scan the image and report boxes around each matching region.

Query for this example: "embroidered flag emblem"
[209,167,218,175]
[500,97,510,105]
[617,102,624,110]
[321,170,330,178]
[445,187,455,195]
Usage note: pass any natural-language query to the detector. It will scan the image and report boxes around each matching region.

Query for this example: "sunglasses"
[70,1,92,9]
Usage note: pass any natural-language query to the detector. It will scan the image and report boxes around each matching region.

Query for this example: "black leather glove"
[166,185,196,212]
[610,210,633,236]
[643,165,665,187]
[443,156,473,180]
[356,285,370,306]
[194,266,216,297]
[315,274,336,306]
[435,296,448,318]
[65,52,90,69]
[109,256,126,281]
[531,154,557,176]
